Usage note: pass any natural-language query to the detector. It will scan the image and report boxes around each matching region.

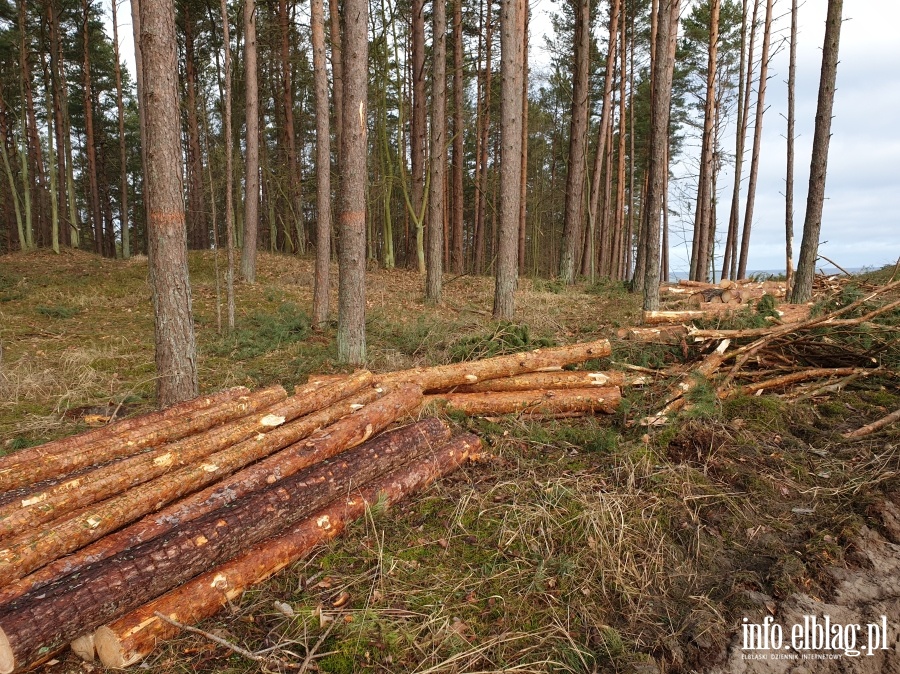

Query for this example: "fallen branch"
[722,368,873,398]
[843,406,900,439]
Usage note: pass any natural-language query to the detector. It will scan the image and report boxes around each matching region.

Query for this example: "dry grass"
[3,250,899,673]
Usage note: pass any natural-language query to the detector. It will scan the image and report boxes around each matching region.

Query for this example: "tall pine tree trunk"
[241,0,259,282]
[279,0,305,253]
[221,0,235,330]
[426,0,447,303]
[337,0,368,363]
[784,0,797,298]
[140,0,199,406]
[82,0,103,255]
[409,0,427,272]
[112,0,130,258]
[791,0,842,303]
[450,0,465,274]
[312,0,332,327]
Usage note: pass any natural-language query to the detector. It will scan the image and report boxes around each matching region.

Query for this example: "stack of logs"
[0,337,618,672]
[633,279,812,338]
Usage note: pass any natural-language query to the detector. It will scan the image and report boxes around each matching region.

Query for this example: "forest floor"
[1,248,899,674]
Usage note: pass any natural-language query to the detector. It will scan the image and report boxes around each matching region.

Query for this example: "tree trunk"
[639,0,679,310]
[81,0,103,255]
[380,337,611,392]
[784,0,797,299]
[407,0,427,271]
[312,0,332,326]
[721,0,752,280]
[791,0,842,303]
[473,0,492,275]
[128,0,146,252]
[220,0,236,330]
[93,426,475,669]
[691,0,719,283]
[183,6,207,251]
[240,0,259,281]
[47,0,69,248]
[558,0,591,285]
[329,0,343,171]
[451,0,465,275]
[337,0,368,363]
[110,0,130,258]
[518,4,529,276]
[737,0,773,279]
[140,0,199,406]
[426,0,447,303]
[278,0,305,254]
[493,0,525,318]
[0,390,427,673]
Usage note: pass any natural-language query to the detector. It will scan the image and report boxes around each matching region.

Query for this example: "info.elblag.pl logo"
[741,615,891,660]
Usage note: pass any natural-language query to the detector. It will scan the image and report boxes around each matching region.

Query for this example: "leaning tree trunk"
[791,0,842,303]
[494,0,525,318]
[426,0,447,303]
[140,0,199,406]
[337,0,369,363]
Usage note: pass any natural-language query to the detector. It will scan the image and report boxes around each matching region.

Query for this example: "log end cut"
[95,625,135,669]
[70,633,95,662]
[0,627,14,674]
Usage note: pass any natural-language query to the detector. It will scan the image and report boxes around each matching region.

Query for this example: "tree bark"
[426,387,621,416]
[426,0,447,303]
[329,0,343,172]
[639,0,679,310]
[81,0,103,255]
[140,0,199,405]
[791,0,842,303]
[129,0,147,253]
[220,0,235,329]
[110,0,130,257]
[240,0,259,282]
[0,377,380,607]
[784,0,797,298]
[0,393,431,673]
[737,0,773,279]
[559,0,591,285]
[312,0,332,326]
[337,0,369,363]
[93,427,476,669]
[494,0,525,318]
[451,0,465,275]
[473,0,492,275]
[379,338,612,392]
[408,0,427,271]
[182,5,207,251]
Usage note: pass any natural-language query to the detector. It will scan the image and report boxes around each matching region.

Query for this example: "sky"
[108,0,899,275]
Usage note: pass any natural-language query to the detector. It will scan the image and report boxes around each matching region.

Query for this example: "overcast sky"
[110,0,898,274]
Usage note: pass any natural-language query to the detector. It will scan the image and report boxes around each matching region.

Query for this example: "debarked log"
[92,431,480,669]
[377,338,612,392]
[424,386,621,416]
[0,411,443,673]
[0,387,287,492]
[0,374,373,541]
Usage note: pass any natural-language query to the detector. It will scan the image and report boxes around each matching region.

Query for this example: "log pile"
[0,338,625,672]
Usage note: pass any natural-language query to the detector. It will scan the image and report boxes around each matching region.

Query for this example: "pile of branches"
[0,338,622,672]
[640,279,900,430]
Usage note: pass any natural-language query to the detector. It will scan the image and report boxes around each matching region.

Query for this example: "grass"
[2,249,899,673]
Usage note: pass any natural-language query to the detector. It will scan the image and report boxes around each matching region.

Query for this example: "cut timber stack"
[0,337,621,672]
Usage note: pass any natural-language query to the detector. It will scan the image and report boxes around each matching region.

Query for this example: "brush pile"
[639,278,900,426]
[0,338,621,672]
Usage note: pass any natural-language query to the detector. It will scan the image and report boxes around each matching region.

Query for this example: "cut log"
[377,338,611,392]
[92,430,479,669]
[0,387,288,492]
[0,383,409,601]
[0,410,443,673]
[425,386,620,417]
[445,370,625,394]
[616,325,688,343]
[643,304,746,326]
[0,387,249,469]
[0,374,373,541]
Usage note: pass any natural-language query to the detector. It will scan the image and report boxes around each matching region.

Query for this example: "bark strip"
[93,430,478,668]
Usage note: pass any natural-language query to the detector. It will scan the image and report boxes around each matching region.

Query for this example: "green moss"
[36,305,79,319]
